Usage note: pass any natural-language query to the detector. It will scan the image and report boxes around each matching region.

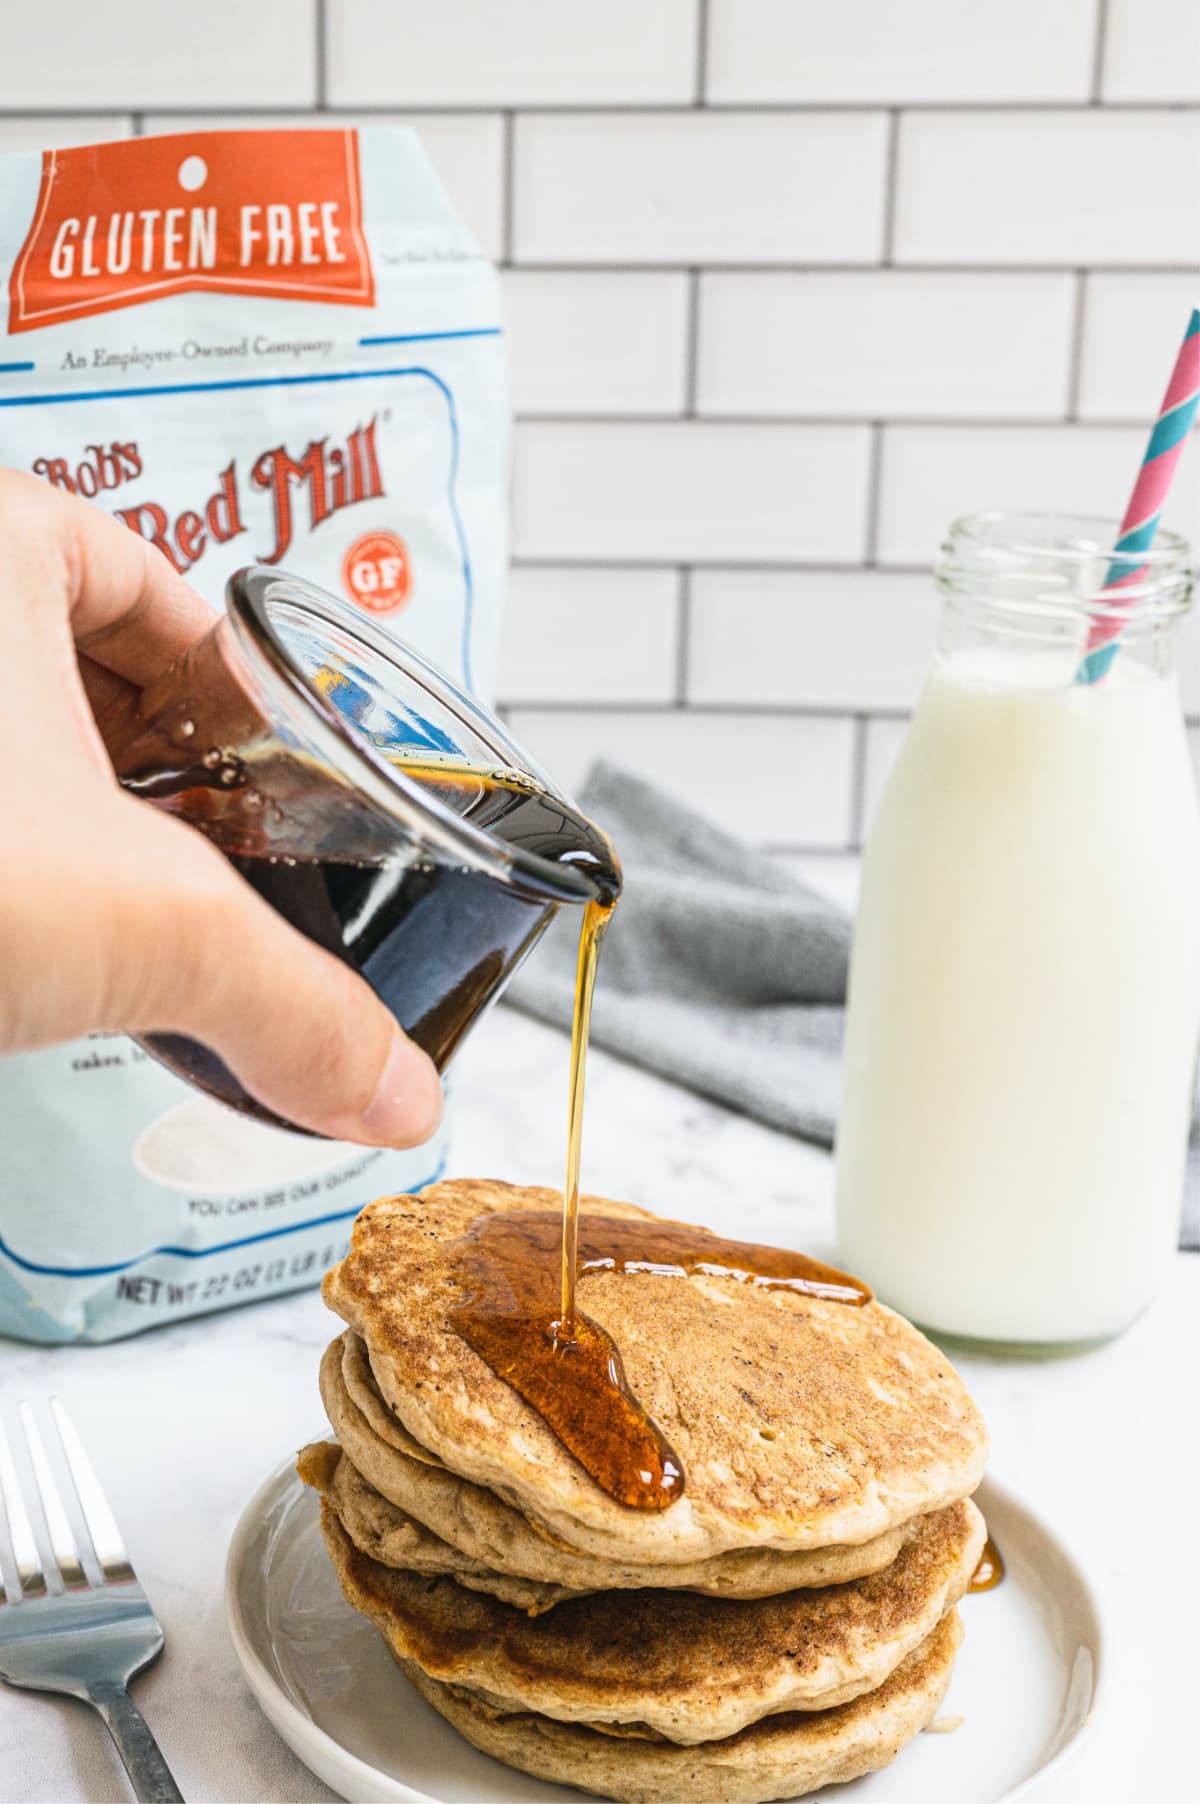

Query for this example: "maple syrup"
[559,897,615,1332]
[450,837,873,1513]
[968,1535,1005,1592]
[449,1209,871,1510]
[136,758,620,1128]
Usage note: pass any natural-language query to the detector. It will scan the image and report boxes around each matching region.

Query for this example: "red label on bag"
[8,130,374,334]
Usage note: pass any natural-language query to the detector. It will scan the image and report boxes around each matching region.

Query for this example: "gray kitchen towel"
[508,759,1200,1252]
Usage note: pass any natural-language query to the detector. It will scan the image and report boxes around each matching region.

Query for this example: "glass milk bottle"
[836,512,1200,1352]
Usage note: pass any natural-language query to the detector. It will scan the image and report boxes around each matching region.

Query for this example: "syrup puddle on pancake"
[449,1210,871,1510]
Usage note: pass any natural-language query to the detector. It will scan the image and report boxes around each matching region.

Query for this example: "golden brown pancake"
[396,1612,963,1804]
[315,1496,983,1743]
[322,1179,989,1563]
[299,1440,583,1614]
[319,1337,921,1599]
[340,1332,444,1468]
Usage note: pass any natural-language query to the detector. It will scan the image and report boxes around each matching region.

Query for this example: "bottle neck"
[936,589,1187,683]
[935,511,1193,685]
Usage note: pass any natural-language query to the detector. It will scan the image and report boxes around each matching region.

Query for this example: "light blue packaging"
[0,126,507,1341]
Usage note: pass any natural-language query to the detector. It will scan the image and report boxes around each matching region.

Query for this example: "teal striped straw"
[1076,308,1200,685]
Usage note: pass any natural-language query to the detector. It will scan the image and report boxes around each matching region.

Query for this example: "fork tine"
[50,1398,134,1585]
[19,1403,88,1592]
[0,1417,47,1598]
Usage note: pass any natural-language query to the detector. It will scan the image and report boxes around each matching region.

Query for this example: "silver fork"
[0,1397,183,1802]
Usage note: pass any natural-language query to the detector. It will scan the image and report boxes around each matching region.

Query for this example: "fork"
[0,1397,183,1803]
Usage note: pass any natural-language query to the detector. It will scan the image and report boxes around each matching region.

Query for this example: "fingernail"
[361,1030,443,1147]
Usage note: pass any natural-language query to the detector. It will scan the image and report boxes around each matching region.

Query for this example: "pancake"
[315,1496,983,1742]
[320,1336,919,1599]
[396,1612,963,1804]
[299,1440,583,1614]
[322,1179,989,1564]
[340,1332,444,1468]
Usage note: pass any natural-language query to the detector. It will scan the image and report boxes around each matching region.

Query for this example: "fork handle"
[87,1680,184,1803]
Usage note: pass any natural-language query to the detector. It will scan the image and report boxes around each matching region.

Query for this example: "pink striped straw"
[1076,308,1200,684]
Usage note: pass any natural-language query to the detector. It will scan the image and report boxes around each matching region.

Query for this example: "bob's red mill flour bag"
[0,128,507,1341]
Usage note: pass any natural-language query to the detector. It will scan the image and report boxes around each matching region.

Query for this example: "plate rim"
[224,1458,1104,1804]
[225,1452,432,1804]
[981,1476,1104,1802]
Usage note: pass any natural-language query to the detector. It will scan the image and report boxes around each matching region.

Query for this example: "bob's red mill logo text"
[7,130,374,332]
[33,421,385,574]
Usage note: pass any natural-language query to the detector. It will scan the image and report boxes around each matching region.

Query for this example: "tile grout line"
[130,112,144,138]
[35,100,1198,118]
[675,569,692,707]
[694,0,710,104]
[880,109,901,265]
[683,271,702,414]
[501,112,516,265]
[315,0,328,109]
[501,699,913,721]
[462,259,1199,277]
[500,700,1200,729]
[848,714,869,849]
[1090,0,1112,104]
[862,423,885,568]
[515,411,1151,427]
[1065,271,1088,420]
[509,556,920,575]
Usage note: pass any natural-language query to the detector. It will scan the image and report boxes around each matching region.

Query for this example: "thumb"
[107,805,444,1147]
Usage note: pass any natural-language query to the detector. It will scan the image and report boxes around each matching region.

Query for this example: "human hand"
[0,469,442,1147]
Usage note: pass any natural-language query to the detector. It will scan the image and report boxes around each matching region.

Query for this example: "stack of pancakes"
[302,1179,989,1803]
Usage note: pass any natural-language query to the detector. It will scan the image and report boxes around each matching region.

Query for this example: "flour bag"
[0,128,508,1341]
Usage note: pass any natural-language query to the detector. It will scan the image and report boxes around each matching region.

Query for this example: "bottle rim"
[937,510,1194,623]
[224,565,605,905]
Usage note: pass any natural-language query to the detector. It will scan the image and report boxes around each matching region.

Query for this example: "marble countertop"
[1,999,1198,1804]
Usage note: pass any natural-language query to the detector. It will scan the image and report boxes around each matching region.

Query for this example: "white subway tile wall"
[893,111,1197,267]
[2,0,1197,852]
[706,0,1098,104]
[876,423,1199,567]
[513,422,873,563]
[1078,274,1200,420]
[327,0,700,107]
[513,112,890,265]
[687,571,938,712]
[1101,0,1200,103]
[1,2,317,109]
[499,568,681,705]
[504,272,691,415]
[0,116,135,152]
[695,272,1077,419]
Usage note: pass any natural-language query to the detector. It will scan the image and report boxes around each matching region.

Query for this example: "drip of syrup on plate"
[968,1535,1005,1592]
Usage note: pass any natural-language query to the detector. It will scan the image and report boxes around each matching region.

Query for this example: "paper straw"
[1076,307,1200,686]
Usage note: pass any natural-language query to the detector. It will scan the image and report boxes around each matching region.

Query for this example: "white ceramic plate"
[226,1459,1102,1804]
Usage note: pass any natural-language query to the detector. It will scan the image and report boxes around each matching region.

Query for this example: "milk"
[836,650,1200,1347]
